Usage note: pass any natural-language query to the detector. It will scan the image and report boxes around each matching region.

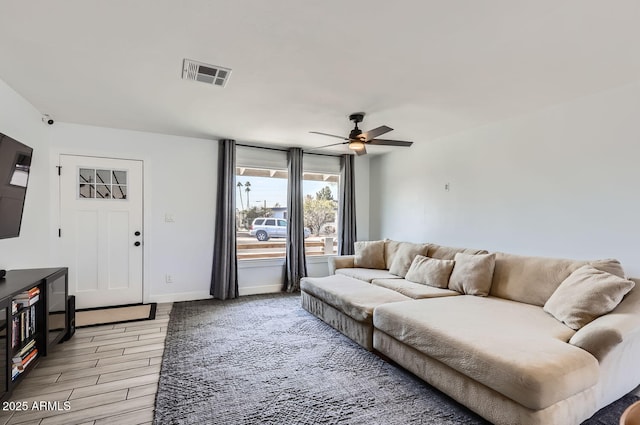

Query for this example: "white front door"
[59,155,143,309]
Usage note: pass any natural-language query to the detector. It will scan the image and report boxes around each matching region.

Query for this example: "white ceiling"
[1,0,639,154]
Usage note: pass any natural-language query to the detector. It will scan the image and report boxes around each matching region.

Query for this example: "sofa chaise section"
[300,274,412,350]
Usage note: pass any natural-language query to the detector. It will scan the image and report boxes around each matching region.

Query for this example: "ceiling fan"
[310,112,413,156]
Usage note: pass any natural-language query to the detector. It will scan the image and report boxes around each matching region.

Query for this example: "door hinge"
[56,166,61,176]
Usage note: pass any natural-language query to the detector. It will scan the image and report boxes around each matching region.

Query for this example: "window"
[303,172,339,256]
[302,153,341,257]
[235,166,289,260]
[235,147,341,260]
[79,168,127,200]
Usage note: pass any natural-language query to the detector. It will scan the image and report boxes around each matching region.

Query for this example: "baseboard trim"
[148,291,212,304]
[148,285,283,303]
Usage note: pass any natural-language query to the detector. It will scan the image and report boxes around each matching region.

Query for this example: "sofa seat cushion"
[335,268,401,283]
[301,275,411,323]
[373,296,599,410]
[371,278,460,299]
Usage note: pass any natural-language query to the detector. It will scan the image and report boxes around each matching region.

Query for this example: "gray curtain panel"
[338,154,357,255]
[210,139,239,300]
[283,147,307,292]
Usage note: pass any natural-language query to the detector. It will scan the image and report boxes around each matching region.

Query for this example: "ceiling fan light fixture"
[311,112,412,156]
[348,140,366,151]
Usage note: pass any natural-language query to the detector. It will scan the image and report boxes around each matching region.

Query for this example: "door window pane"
[79,168,95,184]
[112,170,127,185]
[96,185,111,199]
[79,183,95,198]
[112,185,127,200]
[96,169,111,184]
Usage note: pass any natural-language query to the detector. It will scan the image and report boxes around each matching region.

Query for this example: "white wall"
[0,79,49,269]
[46,123,218,303]
[354,155,370,241]
[371,81,640,276]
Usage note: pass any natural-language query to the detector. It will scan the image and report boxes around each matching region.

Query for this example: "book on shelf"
[14,286,40,299]
[11,305,36,348]
[11,316,19,348]
[12,294,39,310]
[13,339,36,361]
[14,348,38,371]
[30,304,36,334]
[12,287,40,313]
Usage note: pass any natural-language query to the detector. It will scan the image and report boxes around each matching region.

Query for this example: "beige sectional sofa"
[300,240,640,425]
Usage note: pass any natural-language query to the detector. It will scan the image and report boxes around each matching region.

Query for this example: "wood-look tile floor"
[0,302,172,425]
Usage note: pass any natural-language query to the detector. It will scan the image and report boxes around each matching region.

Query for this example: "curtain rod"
[235,143,344,158]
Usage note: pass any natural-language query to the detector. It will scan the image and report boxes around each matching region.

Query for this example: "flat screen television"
[0,132,33,239]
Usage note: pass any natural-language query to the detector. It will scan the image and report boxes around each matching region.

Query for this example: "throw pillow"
[388,242,430,277]
[448,253,496,296]
[353,240,386,270]
[543,265,635,330]
[405,255,455,289]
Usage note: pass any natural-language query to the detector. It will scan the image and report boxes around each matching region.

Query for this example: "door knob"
[134,241,141,246]
[134,231,141,236]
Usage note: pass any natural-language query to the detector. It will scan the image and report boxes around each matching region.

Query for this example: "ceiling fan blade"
[360,125,393,141]
[310,141,349,150]
[309,131,348,140]
[368,139,413,147]
[355,145,367,156]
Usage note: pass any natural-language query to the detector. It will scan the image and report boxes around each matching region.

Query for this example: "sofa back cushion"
[384,239,403,269]
[427,244,488,260]
[354,240,386,270]
[388,242,430,277]
[490,252,625,306]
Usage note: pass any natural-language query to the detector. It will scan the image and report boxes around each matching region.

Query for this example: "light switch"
[165,213,175,223]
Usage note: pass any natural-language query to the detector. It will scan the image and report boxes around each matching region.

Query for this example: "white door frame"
[53,152,148,307]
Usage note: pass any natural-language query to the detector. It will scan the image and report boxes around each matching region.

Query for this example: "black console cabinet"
[0,268,68,401]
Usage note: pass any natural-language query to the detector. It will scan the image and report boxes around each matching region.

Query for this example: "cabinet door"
[46,270,68,351]
[0,299,8,400]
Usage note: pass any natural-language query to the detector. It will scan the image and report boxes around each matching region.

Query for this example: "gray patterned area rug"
[154,293,638,425]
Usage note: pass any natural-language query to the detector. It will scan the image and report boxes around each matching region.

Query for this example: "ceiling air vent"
[182,59,231,87]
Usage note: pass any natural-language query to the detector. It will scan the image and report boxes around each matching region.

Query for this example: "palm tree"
[244,181,251,208]
[236,182,245,210]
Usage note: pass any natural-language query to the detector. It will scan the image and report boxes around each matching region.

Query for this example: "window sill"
[237,254,335,268]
